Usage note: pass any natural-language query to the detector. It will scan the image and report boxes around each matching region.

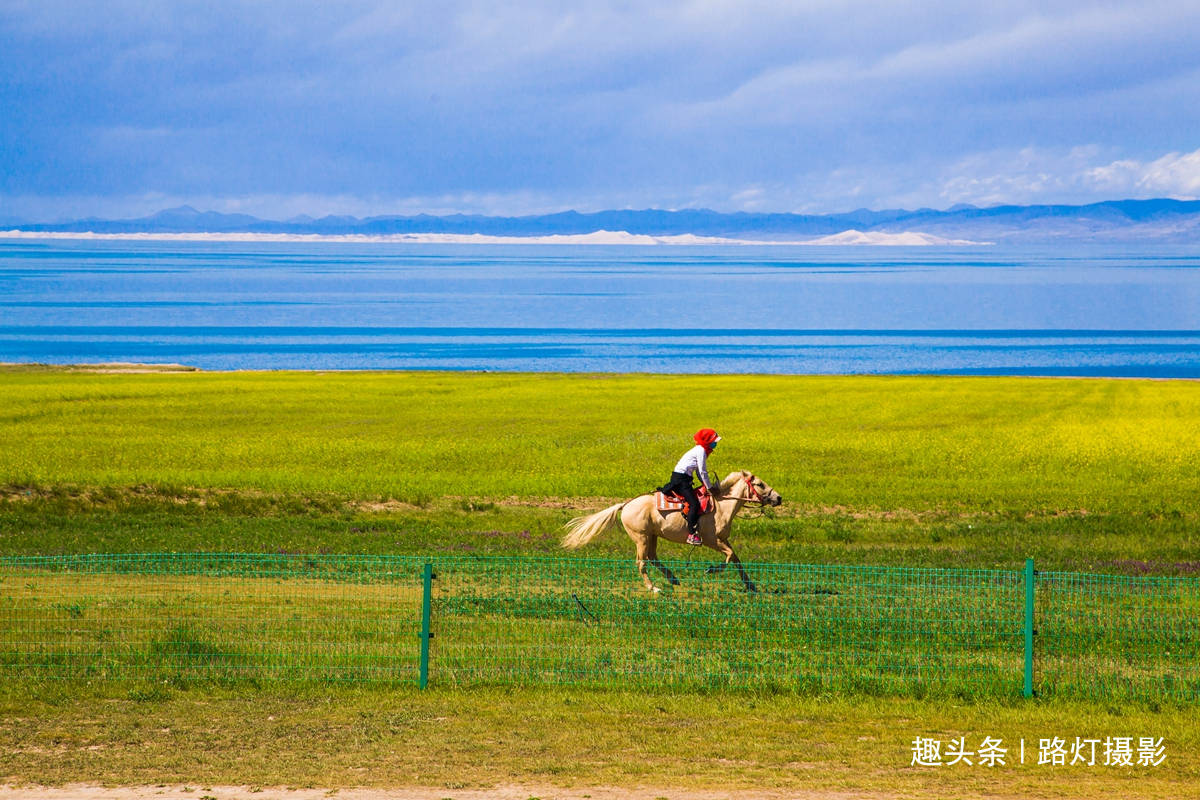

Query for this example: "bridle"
[742,473,768,505]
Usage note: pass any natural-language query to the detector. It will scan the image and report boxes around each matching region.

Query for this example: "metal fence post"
[1024,557,1035,698]
[419,561,433,689]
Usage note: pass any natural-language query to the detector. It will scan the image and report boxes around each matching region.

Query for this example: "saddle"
[654,485,715,515]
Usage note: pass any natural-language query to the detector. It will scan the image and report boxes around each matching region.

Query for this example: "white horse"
[561,470,782,592]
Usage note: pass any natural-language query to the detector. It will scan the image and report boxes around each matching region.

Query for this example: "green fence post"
[1023,557,1035,698]
[419,561,433,689]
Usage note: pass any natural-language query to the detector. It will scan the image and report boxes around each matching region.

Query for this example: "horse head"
[726,470,783,506]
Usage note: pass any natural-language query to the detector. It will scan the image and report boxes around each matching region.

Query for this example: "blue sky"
[3,0,1200,220]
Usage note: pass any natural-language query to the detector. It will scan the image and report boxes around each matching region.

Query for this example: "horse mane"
[717,470,749,495]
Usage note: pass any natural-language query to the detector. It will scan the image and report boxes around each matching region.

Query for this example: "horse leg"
[646,537,681,586]
[710,538,757,593]
[634,537,659,593]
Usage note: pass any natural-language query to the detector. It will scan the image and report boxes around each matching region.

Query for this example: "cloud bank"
[2,1,1199,218]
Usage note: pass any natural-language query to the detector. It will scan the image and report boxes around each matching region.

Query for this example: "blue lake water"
[2,238,1200,375]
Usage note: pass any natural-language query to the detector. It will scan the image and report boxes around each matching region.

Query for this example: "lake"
[2,238,1199,376]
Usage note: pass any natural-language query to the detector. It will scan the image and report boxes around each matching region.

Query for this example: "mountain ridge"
[8,198,1200,242]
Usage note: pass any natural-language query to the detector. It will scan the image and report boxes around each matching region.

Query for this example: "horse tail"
[561,502,625,550]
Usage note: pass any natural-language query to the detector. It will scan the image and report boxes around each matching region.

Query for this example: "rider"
[663,428,721,546]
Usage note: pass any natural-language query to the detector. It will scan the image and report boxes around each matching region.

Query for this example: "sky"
[3,0,1200,221]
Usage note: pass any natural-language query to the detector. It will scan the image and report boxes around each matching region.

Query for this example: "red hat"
[694,428,721,446]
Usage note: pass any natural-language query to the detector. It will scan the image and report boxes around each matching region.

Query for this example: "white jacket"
[673,444,715,491]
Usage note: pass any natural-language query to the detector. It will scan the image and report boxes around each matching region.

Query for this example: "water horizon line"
[3,325,1197,338]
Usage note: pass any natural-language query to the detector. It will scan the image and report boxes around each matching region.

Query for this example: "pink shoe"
[686,532,702,546]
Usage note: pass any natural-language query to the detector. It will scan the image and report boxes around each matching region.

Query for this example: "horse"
[561,470,783,593]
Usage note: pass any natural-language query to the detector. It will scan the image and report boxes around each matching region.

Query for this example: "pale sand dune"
[803,229,989,246]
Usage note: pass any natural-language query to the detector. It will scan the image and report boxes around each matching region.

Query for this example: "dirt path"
[0,786,878,800]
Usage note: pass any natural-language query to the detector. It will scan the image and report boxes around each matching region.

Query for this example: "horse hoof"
[650,586,661,594]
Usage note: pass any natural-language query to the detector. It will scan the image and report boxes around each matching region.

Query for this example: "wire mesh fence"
[1036,570,1200,702]
[0,553,425,684]
[0,553,1196,701]
[429,557,1024,697]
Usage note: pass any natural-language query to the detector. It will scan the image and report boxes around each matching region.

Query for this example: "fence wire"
[0,553,1196,701]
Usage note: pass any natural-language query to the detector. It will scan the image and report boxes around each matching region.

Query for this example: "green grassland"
[2,367,1199,795]
[2,367,1198,571]
[3,368,1198,508]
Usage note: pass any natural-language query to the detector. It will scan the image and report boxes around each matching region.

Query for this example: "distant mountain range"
[8,198,1200,242]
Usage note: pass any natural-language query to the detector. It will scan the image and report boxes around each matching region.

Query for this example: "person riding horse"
[564,462,782,593]
[662,428,721,545]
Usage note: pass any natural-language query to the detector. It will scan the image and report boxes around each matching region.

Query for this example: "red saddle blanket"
[655,487,715,515]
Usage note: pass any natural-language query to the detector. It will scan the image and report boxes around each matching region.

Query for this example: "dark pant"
[663,471,701,533]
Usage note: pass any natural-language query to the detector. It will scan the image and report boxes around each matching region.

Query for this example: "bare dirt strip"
[0,786,888,800]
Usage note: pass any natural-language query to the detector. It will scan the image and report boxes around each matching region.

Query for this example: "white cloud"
[930,147,1104,207]
[917,146,1200,208]
[6,142,1200,222]
[1086,149,1200,199]
[707,145,1200,213]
